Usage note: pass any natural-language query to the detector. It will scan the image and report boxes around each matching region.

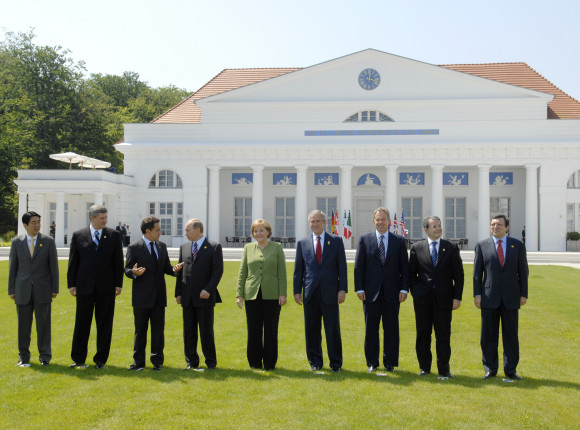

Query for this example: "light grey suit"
[8,233,59,363]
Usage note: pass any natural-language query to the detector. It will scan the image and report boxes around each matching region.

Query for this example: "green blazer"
[236,241,287,300]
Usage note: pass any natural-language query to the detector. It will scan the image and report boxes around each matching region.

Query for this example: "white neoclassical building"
[15,49,580,251]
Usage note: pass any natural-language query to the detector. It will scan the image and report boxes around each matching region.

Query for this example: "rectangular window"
[177,203,183,234]
[234,197,252,237]
[160,218,172,236]
[361,111,368,121]
[445,197,466,239]
[490,197,510,219]
[567,204,575,232]
[148,202,180,236]
[316,197,337,233]
[369,111,376,121]
[401,197,423,239]
[49,202,69,237]
[275,197,295,237]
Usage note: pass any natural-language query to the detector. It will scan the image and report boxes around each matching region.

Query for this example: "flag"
[335,211,340,236]
[400,209,406,237]
[345,210,352,239]
[330,210,336,234]
[393,212,398,234]
[343,210,347,237]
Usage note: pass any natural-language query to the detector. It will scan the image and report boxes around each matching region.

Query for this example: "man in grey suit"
[474,215,528,380]
[9,211,59,366]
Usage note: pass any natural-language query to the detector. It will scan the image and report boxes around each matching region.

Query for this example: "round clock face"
[358,68,380,90]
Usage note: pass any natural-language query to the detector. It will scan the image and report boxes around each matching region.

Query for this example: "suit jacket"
[409,239,464,309]
[293,232,347,304]
[354,232,409,304]
[67,227,124,295]
[125,239,175,308]
[8,233,59,305]
[236,241,287,300]
[176,238,223,307]
[473,236,528,310]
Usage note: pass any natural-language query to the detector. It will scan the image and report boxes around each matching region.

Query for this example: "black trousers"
[133,305,165,367]
[16,300,52,363]
[182,305,216,368]
[71,293,116,365]
[244,289,281,370]
[413,292,453,374]
[481,303,519,374]
[303,287,343,370]
[363,288,400,368]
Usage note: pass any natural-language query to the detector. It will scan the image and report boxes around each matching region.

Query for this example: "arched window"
[567,170,580,189]
[344,111,394,123]
[149,170,183,188]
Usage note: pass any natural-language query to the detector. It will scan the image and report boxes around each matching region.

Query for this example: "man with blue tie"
[67,204,124,369]
[409,216,464,378]
[294,210,347,372]
[474,215,528,380]
[354,207,409,373]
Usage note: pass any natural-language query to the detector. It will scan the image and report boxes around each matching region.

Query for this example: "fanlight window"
[149,170,183,188]
[344,111,394,122]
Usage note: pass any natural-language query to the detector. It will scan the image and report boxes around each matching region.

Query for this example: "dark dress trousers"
[9,233,59,364]
[293,232,347,370]
[67,227,124,365]
[409,239,464,374]
[473,237,528,375]
[354,232,409,368]
[176,238,223,368]
[125,239,176,367]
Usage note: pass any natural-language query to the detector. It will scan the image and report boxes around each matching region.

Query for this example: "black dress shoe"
[418,370,430,376]
[367,366,377,373]
[153,364,162,371]
[310,365,321,372]
[95,362,105,369]
[506,372,522,380]
[439,372,454,378]
[40,360,49,366]
[15,361,30,367]
[483,371,497,380]
[68,362,88,368]
[128,364,144,371]
[331,367,341,373]
[385,366,395,372]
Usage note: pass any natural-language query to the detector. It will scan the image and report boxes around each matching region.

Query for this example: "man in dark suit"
[116,222,127,246]
[294,210,348,372]
[409,216,464,378]
[125,217,183,371]
[176,218,223,370]
[9,211,59,366]
[67,204,124,369]
[474,214,528,380]
[354,207,409,373]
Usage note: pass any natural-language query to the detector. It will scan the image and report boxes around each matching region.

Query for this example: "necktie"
[94,231,100,251]
[29,237,35,257]
[316,235,322,264]
[192,242,198,261]
[379,235,386,264]
[431,241,438,267]
[150,241,158,265]
[497,239,504,267]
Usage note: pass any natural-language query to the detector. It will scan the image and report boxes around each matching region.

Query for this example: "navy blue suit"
[294,232,347,370]
[354,232,409,368]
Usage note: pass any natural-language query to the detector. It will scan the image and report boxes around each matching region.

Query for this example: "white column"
[251,165,264,221]
[295,165,308,240]
[431,164,444,217]
[478,165,491,241]
[340,165,353,249]
[385,164,398,214]
[55,192,65,247]
[94,192,103,206]
[525,164,540,251]
[17,192,28,236]
[207,165,221,242]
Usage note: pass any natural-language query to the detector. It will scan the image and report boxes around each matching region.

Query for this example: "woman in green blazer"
[236,219,287,370]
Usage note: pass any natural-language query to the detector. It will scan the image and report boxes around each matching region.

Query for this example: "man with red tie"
[473,215,528,380]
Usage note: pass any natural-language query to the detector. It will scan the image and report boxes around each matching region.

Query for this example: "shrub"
[567,231,580,241]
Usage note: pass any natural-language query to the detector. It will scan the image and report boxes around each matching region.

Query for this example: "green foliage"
[566,231,580,241]
[0,262,578,429]
[0,29,190,234]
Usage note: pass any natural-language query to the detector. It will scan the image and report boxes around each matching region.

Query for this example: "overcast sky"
[3,0,579,100]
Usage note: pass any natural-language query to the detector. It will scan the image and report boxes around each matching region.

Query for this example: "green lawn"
[0,262,578,429]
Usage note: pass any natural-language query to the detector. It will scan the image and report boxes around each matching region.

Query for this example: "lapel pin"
[39,244,43,247]
[103,236,107,239]
[327,241,330,245]
[442,248,445,252]
[511,245,515,248]
[204,246,207,249]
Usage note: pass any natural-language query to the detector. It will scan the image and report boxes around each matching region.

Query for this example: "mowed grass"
[0,261,578,429]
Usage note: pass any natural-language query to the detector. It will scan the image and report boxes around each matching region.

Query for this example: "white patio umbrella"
[49,151,85,169]
[77,156,111,169]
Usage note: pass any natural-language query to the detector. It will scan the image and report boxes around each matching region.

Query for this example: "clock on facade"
[358,68,380,90]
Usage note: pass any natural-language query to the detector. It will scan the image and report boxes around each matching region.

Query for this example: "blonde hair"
[251,219,272,238]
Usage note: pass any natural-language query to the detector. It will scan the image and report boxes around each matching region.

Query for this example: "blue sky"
[3,0,579,100]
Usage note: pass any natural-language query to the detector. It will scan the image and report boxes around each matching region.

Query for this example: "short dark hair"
[141,216,160,234]
[22,211,41,225]
[423,216,441,229]
[491,214,509,228]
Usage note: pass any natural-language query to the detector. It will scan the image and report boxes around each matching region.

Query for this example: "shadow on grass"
[23,364,580,390]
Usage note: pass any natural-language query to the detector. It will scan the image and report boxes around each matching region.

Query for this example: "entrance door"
[354,198,382,245]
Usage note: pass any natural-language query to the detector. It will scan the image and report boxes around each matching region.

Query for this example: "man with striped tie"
[354,207,409,373]
[67,204,124,369]
[176,218,223,370]
[409,216,464,378]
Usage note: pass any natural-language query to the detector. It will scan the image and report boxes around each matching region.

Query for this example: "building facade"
[15,49,580,250]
